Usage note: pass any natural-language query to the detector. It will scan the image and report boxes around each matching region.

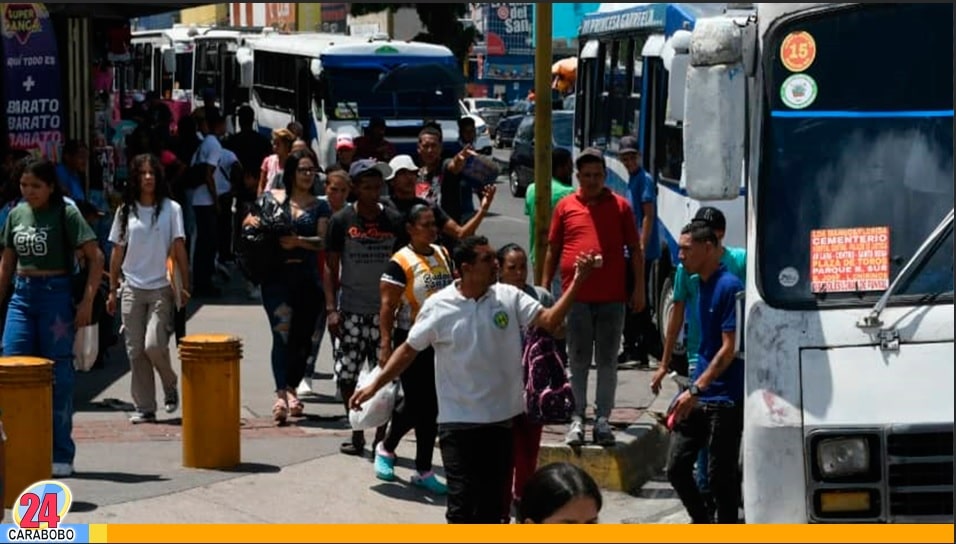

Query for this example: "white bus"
[130,25,208,101]
[574,3,745,358]
[190,26,275,121]
[681,2,953,523]
[250,35,471,168]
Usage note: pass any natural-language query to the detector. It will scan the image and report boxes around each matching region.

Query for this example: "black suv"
[507,110,574,197]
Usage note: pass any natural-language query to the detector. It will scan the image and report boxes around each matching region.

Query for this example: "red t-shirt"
[548,189,640,303]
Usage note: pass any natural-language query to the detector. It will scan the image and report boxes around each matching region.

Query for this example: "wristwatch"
[689,384,702,397]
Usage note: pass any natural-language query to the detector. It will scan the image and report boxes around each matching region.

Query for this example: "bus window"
[252,50,297,113]
[142,44,153,92]
[175,52,193,91]
[608,39,633,148]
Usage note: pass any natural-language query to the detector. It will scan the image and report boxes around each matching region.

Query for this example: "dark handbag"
[236,191,292,285]
[60,205,105,324]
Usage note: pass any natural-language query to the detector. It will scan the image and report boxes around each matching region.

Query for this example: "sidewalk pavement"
[4,272,688,524]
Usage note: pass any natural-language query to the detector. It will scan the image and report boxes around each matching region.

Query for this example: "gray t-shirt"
[326,203,403,315]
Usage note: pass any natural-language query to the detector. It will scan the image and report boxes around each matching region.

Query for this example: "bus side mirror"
[664,30,691,124]
[162,48,176,74]
[237,47,254,88]
[682,18,746,201]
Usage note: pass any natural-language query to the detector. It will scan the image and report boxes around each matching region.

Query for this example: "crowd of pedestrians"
[0,89,744,523]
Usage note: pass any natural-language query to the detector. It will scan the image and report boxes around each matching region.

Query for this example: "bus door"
[294,58,314,141]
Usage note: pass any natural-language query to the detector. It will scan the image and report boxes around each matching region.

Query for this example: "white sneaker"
[52,462,74,477]
[247,283,261,300]
[296,377,314,397]
[565,419,585,446]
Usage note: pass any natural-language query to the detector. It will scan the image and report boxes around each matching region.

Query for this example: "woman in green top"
[0,159,104,478]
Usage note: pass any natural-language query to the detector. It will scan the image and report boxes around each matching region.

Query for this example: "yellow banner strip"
[101,524,956,543]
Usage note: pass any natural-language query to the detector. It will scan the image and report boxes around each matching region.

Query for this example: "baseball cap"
[349,158,392,181]
[386,155,419,180]
[618,136,639,155]
[368,116,386,129]
[202,87,217,101]
[694,206,727,231]
[336,134,355,151]
[575,147,605,170]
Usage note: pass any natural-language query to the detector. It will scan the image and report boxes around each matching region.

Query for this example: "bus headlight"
[816,437,870,478]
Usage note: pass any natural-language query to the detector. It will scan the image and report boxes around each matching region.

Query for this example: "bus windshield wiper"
[858,208,954,329]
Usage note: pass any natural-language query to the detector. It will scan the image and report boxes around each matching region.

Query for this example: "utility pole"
[532,3,552,284]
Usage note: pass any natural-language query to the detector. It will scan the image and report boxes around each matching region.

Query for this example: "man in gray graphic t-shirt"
[325,159,404,456]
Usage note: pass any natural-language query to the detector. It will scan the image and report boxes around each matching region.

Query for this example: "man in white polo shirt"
[350,235,595,524]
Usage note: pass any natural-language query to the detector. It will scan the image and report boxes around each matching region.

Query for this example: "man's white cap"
[387,155,419,181]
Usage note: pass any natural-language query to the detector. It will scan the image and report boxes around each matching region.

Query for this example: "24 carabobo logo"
[13,480,72,529]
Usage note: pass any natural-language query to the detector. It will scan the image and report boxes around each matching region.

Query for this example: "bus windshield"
[323,66,460,120]
[758,3,954,308]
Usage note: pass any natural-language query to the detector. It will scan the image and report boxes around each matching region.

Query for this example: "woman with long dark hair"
[107,154,190,423]
[243,149,329,424]
[0,158,104,477]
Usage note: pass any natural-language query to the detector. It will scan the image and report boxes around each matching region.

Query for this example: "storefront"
[1,2,201,211]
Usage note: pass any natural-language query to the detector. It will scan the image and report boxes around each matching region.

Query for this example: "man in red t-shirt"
[542,148,646,447]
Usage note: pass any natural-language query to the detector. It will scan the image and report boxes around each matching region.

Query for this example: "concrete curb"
[536,382,677,494]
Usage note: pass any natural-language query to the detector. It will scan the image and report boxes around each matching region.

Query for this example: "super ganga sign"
[580,5,666,35]
[1,3,64,155]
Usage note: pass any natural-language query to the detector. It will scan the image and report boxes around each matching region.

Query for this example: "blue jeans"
[261,263,323,392]
[565,302,626,420]
[2,275,76,464]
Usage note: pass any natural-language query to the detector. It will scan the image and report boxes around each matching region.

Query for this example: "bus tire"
[659,272,689,375]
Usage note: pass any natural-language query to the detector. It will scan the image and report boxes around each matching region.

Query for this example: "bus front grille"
[885,427,954,522]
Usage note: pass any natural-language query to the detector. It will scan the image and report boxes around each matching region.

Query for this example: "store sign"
[2,2,63,157]
[492,3,531,34]
[265,2,296,29]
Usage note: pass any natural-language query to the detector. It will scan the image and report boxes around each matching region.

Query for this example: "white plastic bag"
[73,325,99,372]
[348,364,398,430]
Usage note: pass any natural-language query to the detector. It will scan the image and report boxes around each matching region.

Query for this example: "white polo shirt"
[406,281,543,425]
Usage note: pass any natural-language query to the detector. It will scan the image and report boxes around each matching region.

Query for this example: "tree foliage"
[349,3,481,66]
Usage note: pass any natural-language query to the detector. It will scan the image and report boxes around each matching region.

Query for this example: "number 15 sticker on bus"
[780,30,817,72]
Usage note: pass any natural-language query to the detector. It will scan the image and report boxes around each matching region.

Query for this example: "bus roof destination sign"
[579,4,667,35]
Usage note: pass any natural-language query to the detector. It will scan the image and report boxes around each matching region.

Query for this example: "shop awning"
[45,2,209,20]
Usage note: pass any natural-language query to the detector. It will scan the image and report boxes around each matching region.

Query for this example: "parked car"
[507,99,532,116]
[495,100,535,148]
[508,110,574,197]
[456,102,493,154]
[494,114,524,149]
[461,97,508,138]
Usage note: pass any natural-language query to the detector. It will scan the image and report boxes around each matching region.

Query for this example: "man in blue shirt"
[666,221,744,524]
[56,140,88,203]
[618,136,662,366]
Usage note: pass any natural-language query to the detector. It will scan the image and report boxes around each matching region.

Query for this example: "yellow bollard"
[0,357,53,508]
[179,334,242,469]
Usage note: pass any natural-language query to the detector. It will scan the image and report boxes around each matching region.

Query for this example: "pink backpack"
[522,326,575,424]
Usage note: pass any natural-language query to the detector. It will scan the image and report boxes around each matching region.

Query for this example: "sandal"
[272,398,288,424]
[288,396,304,417]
